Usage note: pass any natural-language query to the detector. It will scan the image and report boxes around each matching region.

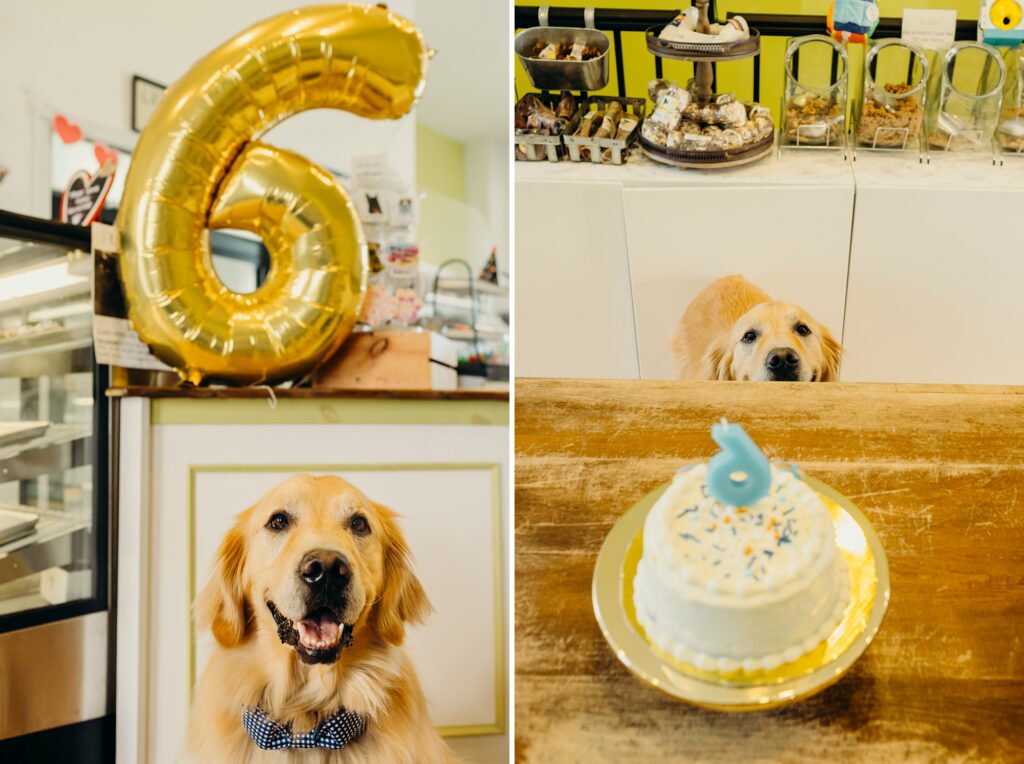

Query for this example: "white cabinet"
[516,153,855,380]
[622,177,853,380]
[115,395,508,764]
[517,151,1024,385]
[515,179,639,378]
[842,154,1024,384]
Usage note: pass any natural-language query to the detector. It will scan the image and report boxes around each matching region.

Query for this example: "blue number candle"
[707,419,772,507]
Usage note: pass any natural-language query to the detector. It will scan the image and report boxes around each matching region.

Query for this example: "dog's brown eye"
[741,330,758,343]
[350,514,371,536]
[266,512,290,532]
[795,323,812,337]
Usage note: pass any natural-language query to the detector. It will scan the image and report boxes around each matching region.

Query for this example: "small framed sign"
[131,75,166,132]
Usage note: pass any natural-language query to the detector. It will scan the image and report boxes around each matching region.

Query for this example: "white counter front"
[517,149,1024,384]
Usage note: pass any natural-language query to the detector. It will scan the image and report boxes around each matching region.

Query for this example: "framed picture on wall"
[132,75,166,132]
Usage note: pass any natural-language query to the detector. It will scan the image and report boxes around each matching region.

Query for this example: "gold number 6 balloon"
[117,4,428,385]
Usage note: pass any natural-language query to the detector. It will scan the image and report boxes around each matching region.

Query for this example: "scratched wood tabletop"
[515,379,1024,764]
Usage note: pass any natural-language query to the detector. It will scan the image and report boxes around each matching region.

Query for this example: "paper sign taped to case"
[90,223,173,372]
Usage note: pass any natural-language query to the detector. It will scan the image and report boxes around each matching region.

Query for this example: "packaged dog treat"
[555,93,577,120]
[594,100,624,138]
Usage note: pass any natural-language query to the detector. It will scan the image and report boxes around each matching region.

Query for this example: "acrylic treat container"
[855,39,929,156]
[780,35,849,153]
[926,41,1006,157]
[997,46,1024,155]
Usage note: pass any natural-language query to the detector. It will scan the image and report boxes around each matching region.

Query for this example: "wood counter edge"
[106,386,509,402]
[514,379,1024,396]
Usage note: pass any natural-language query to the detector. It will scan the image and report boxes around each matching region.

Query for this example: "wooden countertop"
[106,385,508,401]
[515,379,1024,763]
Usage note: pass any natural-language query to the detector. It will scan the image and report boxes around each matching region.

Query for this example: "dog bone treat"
[682,93,748,128]
[515,94,568,136]
[594,100,624,138]
[601,115,640,162]
[784,92,845,144]
[658,12,750,44]
[855,82,924,148]
[657,103,772,153]
[648,79,692,128]
[634,456,850,673]
[555,93,577,120]
[577,109,603,137]
[643,77,772,155]
[527,40,601,61]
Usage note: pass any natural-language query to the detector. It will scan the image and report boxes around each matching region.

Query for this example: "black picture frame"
[131,74,166,133]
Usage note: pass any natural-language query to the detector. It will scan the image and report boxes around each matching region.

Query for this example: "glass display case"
[0,209,110,744]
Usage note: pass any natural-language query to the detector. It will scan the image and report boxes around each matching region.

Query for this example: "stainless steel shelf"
[0,424,93,483]
[443,328,510,342]
[0,323,93,378]
[0,281,91,319]
[434,279,509,297]
[0,505,91,586]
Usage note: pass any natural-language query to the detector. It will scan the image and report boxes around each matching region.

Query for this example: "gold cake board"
[592,476,890,711]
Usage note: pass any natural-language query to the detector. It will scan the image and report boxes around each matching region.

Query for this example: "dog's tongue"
[296,610,342,650]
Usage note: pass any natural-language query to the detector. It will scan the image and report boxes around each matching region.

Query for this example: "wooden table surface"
[515,380,1024,763]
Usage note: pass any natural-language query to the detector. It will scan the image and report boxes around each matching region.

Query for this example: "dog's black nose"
[766,348,800,370]
[299,550,350,586]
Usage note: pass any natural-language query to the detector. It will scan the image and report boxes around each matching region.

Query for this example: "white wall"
[465,137,510,281]
[0,0,416,217]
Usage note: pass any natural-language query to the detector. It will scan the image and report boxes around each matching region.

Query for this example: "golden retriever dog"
[672,275,842,381]
[188,474,455,763]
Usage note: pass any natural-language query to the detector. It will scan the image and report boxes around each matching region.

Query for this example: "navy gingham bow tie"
[242,705,367,750]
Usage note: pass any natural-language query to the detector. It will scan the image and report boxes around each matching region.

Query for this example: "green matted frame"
[185,460,506,738]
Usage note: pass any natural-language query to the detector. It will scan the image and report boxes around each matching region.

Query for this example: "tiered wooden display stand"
[640,0,773,168]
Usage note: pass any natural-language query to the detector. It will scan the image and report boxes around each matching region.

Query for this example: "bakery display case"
[854,39,929,160]
[0,209,110,745]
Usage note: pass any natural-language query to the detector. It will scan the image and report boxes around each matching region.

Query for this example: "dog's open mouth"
[267,601,354,664]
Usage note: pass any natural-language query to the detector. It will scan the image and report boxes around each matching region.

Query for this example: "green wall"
[515,1,985,122]
[416,123,468,267]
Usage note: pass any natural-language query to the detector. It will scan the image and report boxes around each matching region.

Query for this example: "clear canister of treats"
[997,46,1024,155]
[926,41,1005,156]
[855,39,929,155]
[781,34,849,152]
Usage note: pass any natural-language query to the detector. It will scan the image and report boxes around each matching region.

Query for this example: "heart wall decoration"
[60,161,116,226]
[53,114,83,144]
[94,142,119,167]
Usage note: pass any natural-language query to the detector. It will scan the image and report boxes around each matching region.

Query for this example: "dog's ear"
[371,502,431,646]
[818,326,843,382]
[701,334,735,381]
[195,521,251,648]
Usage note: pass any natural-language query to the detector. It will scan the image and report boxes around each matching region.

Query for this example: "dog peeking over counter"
[188,474,455,763]
[673,275,842,382]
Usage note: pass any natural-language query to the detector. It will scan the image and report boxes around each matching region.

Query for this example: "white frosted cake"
[634,462,849,672]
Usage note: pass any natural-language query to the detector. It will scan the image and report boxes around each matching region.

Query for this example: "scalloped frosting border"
[635,556,852,674]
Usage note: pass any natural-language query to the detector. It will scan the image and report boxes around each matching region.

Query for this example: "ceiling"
[413,0,509,143]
